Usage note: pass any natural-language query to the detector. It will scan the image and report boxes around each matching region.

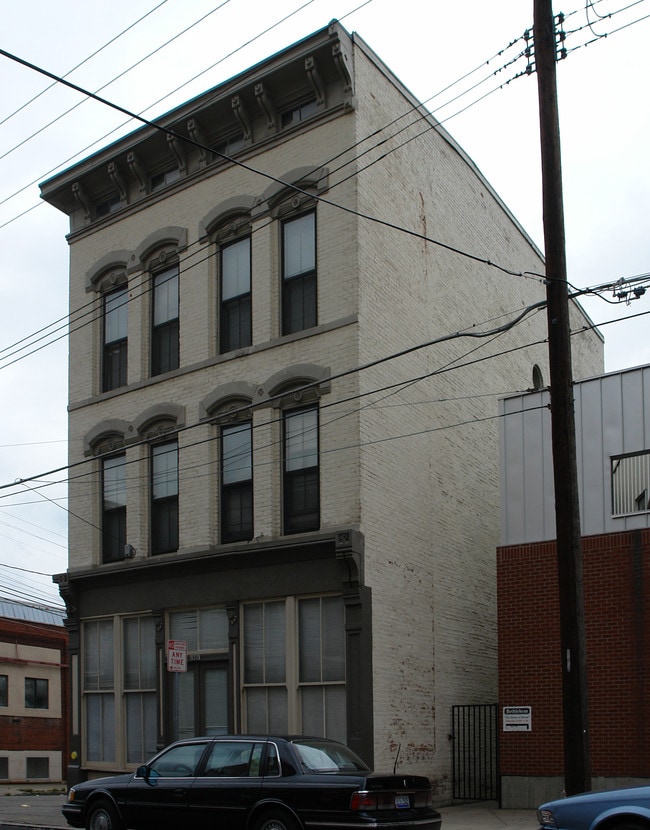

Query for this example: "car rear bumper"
[307,812,442,830]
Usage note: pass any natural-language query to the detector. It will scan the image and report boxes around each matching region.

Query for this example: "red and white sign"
[167,640,187,673]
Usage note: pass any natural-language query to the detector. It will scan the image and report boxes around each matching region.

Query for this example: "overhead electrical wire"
[1,3,644,556]
[0,0,170,129]
[0,40,545,370]
[0,0,235,165]
[3,0,647,365]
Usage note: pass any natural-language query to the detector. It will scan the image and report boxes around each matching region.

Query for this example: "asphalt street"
[0,794,538,830]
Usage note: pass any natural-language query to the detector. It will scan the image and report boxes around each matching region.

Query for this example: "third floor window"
[152,265,179,376]
[103,287,128,392]
[220,237,251,353]
[282,212,316,336]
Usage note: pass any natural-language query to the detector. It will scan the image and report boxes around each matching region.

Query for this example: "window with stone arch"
[86,258,130,393]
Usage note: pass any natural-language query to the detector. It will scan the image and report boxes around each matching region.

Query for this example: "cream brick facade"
[42,22,603,798]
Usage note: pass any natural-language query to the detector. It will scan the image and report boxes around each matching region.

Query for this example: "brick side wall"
[498,528,650,778]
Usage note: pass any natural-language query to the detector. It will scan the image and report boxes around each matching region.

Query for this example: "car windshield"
[293,740,370,773]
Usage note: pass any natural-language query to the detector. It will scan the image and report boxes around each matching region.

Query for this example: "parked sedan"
[538,785,650,830]
[62,735,442,830]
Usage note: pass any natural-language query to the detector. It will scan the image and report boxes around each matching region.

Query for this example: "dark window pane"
[152,498,179,554]
[152,319,179,375]
[284,469,319,533]
[221,295,252,353]
[103,509,126,563]
[222,483,253,542]
[0,675,7,707]
[103,340,127,391]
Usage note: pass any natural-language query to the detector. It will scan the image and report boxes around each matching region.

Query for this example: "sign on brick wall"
[503,705,532,731]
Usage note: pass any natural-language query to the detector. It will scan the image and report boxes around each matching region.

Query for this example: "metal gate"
[451,703,499,802]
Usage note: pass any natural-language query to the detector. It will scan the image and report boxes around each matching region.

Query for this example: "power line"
[0,0,169,129]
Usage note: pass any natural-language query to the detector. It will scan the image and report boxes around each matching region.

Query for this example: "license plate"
[395,795,410,809]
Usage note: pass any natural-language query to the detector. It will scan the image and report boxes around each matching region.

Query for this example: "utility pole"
[533,0,591,795]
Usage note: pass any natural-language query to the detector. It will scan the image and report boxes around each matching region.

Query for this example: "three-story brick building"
[41,21,603,795]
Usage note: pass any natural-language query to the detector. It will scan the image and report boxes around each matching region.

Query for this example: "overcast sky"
[1,0,648,608]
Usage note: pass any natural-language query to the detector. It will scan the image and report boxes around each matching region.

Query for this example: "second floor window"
[283,407,319,534]
[152,265,179,376]
[152,441,179,554]
[25,677,48,709]
[220,237,251,353]
[103,287,128,392]
[103,454,127,564]
[221,421,253,543]
[282,212,316,336]
[0,674,7,707]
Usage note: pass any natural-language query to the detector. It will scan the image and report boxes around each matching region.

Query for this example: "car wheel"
[86,799,123,830]
[254,808,301,830]
[613,824,649,830]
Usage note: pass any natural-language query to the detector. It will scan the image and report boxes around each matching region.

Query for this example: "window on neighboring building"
[0,675,7,707]
[103,287,128,392]
[243,595,345,741]
[220,237,251,353]
[0,757,7,780]
[123,617,157,764]
[102,454,127,564]
[221,421,253,543]
[25,677,48,710]
[152,441,179,554]
[84,618,116,763]
[152,265,179,376]
[611,450,650,514]
[282,212,316,335]
[26,757,49,779]
[283,406,319,534]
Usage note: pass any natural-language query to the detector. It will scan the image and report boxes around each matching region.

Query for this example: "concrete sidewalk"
[0,794,538,830]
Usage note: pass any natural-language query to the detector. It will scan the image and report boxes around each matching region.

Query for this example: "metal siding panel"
[577,376,607,536]
[523,395,547,542]
[621,369,645,451]
[501,397,526,545]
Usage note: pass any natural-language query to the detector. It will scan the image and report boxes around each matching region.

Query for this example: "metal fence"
[451,703,499,802]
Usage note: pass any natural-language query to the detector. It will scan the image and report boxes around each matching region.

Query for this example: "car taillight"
[351,791,378,810]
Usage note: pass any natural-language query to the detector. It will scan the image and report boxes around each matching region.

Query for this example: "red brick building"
[0,601,69,783]
[498,365,650,807]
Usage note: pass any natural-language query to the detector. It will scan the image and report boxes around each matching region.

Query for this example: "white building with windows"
[41,22,603,796]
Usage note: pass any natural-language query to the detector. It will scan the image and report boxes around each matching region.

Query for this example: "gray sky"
[1,0,648,607]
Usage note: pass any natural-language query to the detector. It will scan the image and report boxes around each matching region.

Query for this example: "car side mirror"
[136,765,160,787]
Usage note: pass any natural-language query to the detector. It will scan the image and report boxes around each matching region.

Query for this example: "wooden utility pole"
[533,0,591,795]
